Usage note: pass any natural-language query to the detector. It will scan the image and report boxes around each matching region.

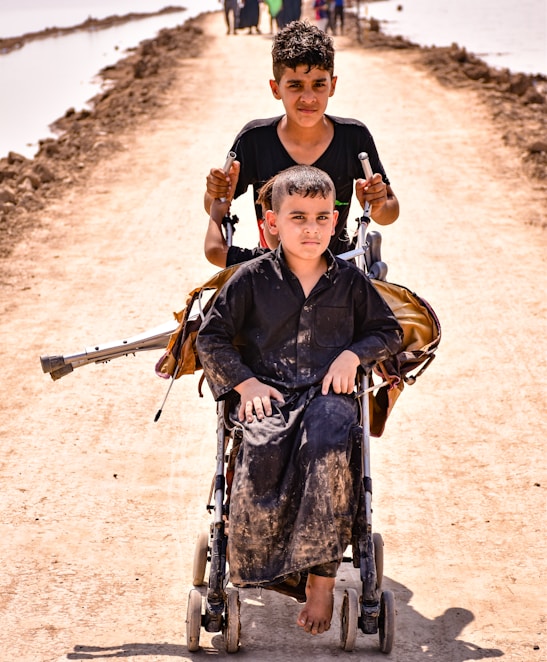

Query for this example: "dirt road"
[0,10,545,662]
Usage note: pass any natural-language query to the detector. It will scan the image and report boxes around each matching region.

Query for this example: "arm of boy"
[203,165,241,266]
[204,197,232,268]
[235,377,286,422]
[321,349,361,395]
[355,174,399,226]
[204,160,241,214]
[320,274,404,396]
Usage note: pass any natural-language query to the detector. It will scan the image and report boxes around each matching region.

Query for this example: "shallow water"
[0,0,212,37]
[0,1,218,158]
[361,0,546,76]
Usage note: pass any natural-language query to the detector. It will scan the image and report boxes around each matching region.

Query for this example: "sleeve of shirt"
[230,124,256,200]
[347,274,403,366]
[226,245,269,267]
[196,271,256,400]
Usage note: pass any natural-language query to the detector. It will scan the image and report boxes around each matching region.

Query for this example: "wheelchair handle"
[358,152,373,180]
[219,151,237,203]
[222,151,237,174]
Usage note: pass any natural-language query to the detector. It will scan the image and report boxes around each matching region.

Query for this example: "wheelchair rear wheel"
[373,532,384,590]
[224,589,241,653]
[186,588,202,652]
[192,529,210,586]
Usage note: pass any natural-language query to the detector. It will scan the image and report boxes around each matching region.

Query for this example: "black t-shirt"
[226,245,269,267]
[230,114,390,254]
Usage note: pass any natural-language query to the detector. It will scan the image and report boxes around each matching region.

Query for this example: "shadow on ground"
[67,576,504,660]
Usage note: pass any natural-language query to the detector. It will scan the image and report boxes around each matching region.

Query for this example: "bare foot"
[296,574,335,635]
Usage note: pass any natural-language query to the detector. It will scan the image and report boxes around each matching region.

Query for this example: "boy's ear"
[331,209,339,236]
[265,209,279,235]
[269,79,281,100]
[329,75,338,98]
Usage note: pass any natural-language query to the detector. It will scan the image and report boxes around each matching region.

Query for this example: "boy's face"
[269,65,337,128]
[265,192,338,263]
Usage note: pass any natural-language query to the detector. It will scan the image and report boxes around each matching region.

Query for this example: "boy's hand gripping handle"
[219,150,237,202]
[358,151,373,221]
[220,151,238,246]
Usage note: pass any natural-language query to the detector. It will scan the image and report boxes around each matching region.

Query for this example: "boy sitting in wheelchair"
[197,165,402,636]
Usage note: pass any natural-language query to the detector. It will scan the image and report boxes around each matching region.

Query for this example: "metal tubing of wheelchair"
[361,372,373,528]
[205,401,229,623]
[360,535,380,615]
[356,216,370,273]
[214,402,226,524]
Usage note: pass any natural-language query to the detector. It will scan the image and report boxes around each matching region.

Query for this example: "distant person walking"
[222,0,239,34]
[264,0,283,33]
[239,0,262,34]
[313,0,329,32]
[332,0,345,34]
[277,0,302,28]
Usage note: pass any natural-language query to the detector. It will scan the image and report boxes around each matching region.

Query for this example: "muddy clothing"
[224,386,361,585]
[230,115,390,255]
[196,248,402,586]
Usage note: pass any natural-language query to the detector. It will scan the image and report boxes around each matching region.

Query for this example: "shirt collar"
[274,246,339,281]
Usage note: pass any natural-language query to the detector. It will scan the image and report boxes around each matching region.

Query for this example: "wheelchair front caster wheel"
[340,588,359,651]
[192,529,210,586]
[224,589,241,653]
[379,589,395,653]
[186,589,202,652]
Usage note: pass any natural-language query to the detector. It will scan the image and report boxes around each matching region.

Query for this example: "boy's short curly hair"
[271,20,335,82]
[271,165,335,213]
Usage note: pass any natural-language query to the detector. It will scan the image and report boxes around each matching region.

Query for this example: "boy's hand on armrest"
[321,350,360,395]
[235,377,285,423]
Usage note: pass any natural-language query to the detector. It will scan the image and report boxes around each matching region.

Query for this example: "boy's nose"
[304,221,319,233]
[300,88,316,103]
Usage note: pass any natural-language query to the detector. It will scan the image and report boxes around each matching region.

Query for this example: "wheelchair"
[186,167,398,654]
